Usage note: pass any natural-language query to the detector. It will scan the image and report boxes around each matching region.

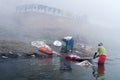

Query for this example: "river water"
[0,50,120,80]
[0,13,120,80]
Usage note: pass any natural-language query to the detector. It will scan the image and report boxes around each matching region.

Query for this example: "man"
[93,43,107,65]
[62,36,74,53]
[59,36,74,71]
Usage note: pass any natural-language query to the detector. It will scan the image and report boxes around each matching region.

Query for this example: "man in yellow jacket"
[93,43,107,65]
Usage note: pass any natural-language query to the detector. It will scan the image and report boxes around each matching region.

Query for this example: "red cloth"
[38,47,53,55]
[65,56,76,61]
[98,64,105,74]
[98,55,106,65]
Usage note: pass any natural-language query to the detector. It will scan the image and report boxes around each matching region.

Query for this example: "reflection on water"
[92,64,105,80]
[59,53,72,71]
[0,56,95,80]
[1,53,120,80]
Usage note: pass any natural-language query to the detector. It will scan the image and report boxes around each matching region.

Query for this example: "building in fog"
[16,4,63,16]
[16,4,85,20]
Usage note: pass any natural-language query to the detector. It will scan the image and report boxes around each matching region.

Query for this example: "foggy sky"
[0,0,120,29]
[0,0,120,49]
[40,0,120,29]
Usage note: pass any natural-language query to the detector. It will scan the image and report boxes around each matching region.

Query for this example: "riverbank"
[0,12,94,58]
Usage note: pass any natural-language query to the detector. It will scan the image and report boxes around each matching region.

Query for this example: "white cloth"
[64,36,72,40]
[53,40,62,46]
[31,41,51,50]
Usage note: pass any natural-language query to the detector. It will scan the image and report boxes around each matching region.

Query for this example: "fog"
[1,0,120,28]
[0,0,120,53]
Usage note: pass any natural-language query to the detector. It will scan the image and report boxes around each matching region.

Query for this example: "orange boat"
[38,46,53,55]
